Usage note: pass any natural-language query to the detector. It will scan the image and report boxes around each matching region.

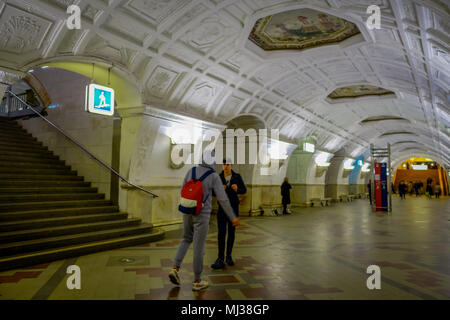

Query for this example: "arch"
[360,116,410,124]
[223,113,267,129]
[22,58,142,109]
[392,152,449,170]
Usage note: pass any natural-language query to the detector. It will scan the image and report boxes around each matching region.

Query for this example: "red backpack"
[179,167,214,215]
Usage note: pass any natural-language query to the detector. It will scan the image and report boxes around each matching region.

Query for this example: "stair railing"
[1,92,29,116]
[6,90,158,198]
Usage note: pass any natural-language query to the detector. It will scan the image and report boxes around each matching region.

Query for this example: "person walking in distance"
[367,180,372,205]
[211,158,246,270]
[281,177,292,215]
[434,183,441,199]
[169,150,239,291]
[399,181,407,199]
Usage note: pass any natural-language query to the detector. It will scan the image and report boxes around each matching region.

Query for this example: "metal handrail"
[6,90,158,198]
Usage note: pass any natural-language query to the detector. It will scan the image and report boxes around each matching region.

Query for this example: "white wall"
[18,68,114,198]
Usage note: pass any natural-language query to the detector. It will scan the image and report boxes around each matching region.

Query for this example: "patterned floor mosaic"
[0,196,449,300]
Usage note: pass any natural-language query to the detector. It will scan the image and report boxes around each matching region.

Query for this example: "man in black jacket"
[281,177,292,215]
[211,158,246,269]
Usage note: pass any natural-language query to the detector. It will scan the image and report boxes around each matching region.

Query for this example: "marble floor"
[0,195,449,300]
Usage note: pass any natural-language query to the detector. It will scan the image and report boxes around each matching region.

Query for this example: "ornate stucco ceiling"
[249,8,360,51]
[0,0,448,167]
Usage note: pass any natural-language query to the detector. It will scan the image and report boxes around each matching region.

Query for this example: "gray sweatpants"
[173,213,210,280]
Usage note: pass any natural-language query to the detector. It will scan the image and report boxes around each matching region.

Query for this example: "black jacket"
[218,170,246,211]
[281,181,292,204]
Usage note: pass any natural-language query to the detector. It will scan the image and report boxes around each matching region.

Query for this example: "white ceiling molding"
[0,0,447,166]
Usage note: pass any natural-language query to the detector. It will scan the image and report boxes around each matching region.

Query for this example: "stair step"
[0,153,59,162]
[0,229,165,271]
[0,192,105,203]
[0,131,33,141]
[0,141,44,149]
[0,212,128,232]
[0,205,118,222]
[0,143,48,152]
[0,163,69,170]
[0,156,64,165]
[0,174,82,181]
[0,180,88,188]
[0,224,154,257]
[0,135,39,144]
[0,138,43,146]
[0,119,19,124]
[0,187,97,194]
[0,218,141,243]
[0,122,20,129]
[0,149,55,158]
[0,167,74,175]
[0,127,28,134]
[0,199,112,213]
[0,124,28,133]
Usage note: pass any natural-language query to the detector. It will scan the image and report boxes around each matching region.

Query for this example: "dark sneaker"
[211,258,225,269]
[226,256,235,266]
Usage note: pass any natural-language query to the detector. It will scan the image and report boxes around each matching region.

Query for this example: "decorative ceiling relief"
[185,16,237,52]
[328,85,395,99]
[146,66,179,99]
[0,5,52,55]
[249,9,360,51]
[185,82,220,113]
[85,35,123,63]
[217,95,244,118]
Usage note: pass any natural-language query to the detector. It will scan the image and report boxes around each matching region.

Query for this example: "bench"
[339,194,348,202]
[310,198,332,207]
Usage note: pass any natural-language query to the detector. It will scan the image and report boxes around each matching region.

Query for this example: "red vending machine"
[374,162,382,211]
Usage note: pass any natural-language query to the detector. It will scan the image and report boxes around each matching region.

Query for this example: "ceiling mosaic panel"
[328,85,395,99]
[249,9,360,51]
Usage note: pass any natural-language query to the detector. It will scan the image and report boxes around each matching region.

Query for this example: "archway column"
[325,151,348,201]
[120,105,226,224]
[286,147,316,207]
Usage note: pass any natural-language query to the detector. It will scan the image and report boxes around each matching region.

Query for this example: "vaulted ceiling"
[0,0,448,167]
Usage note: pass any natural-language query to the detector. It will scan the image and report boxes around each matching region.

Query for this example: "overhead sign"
[85,84,114,116]
[411,164,428,170]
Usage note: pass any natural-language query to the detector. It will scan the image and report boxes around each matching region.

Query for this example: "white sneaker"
[192,280,209,291]
[169,268,180,286]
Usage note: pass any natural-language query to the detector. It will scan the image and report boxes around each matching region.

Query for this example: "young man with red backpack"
[169,150,239,291]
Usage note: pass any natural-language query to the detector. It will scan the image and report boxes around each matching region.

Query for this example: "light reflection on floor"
[0,196,449,300]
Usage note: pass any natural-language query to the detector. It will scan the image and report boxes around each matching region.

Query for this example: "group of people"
[397,179,441,199]
[169,152,293,291]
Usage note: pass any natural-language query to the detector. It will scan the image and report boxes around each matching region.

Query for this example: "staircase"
[0,118,164,271]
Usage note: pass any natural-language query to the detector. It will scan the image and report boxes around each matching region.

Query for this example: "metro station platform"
[0,196,448,300]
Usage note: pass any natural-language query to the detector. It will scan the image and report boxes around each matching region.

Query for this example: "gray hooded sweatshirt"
[182,158,237,222]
